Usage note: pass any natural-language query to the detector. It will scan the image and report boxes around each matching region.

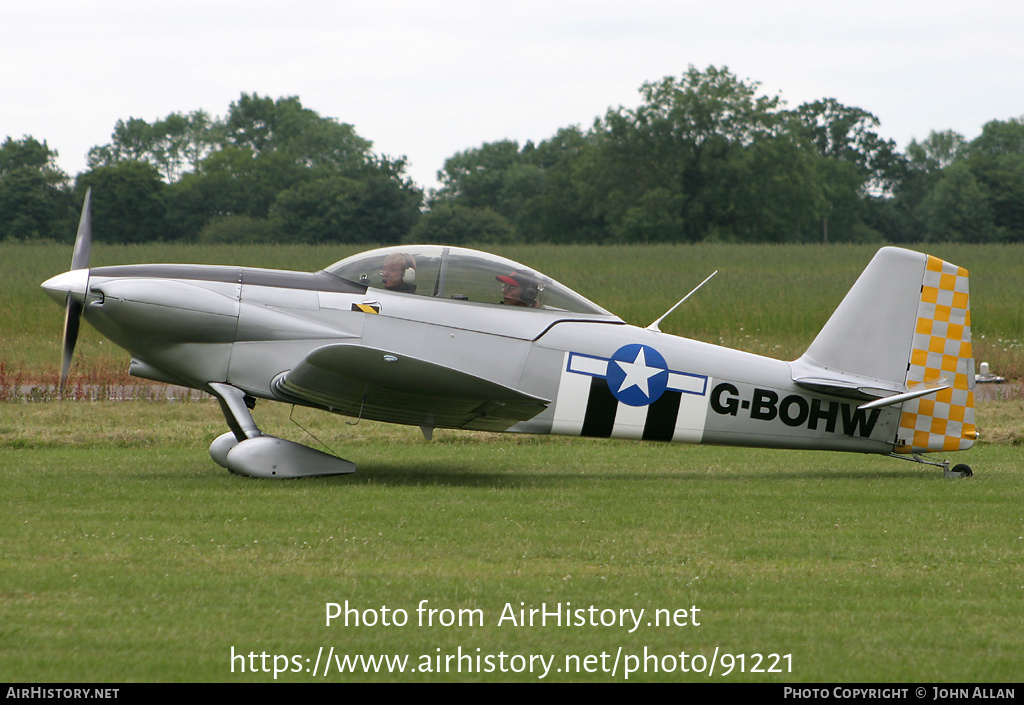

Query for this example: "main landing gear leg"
[888,453,973,478]
[207,382,356,478]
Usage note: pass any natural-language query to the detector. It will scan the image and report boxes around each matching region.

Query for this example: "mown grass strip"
[1,400,1021,682]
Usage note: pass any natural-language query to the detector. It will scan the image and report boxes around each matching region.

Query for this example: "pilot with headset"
[496,271,540,308]
[381,253,417,293]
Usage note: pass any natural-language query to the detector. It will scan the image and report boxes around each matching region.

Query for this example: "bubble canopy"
[323,245,613,316]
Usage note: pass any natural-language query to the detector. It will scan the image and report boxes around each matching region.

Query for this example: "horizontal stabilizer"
[857,382,950,411]
[790,368,906,401]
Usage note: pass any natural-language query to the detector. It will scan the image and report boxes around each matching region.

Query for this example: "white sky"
[3,0,1022,191]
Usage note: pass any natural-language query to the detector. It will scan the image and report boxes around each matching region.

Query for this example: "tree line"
[2,67,1023,245]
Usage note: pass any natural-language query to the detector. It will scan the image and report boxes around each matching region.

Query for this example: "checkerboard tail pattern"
[894,255,977,453]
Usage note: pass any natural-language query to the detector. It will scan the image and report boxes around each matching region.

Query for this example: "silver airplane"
[42,191,977,478]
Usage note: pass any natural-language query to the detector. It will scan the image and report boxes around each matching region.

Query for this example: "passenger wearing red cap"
[496,272,540,307]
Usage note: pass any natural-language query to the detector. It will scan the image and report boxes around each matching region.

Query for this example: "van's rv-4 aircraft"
[42,191,977,479]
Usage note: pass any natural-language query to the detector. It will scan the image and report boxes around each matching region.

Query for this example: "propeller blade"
[71,187,92,270]
[59,188,93,392]
[61,297,83,390]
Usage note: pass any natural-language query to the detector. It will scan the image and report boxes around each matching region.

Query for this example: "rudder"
[894,255,976,453]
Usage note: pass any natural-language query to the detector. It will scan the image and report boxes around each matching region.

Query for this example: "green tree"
[917,162,998,242]
[785,100,904,241]
[608,187,686,242]
[895,120,1024,242]
[0,168,71,240]
[184,146,305,219]
[965,117,1024,239]
[86,94,417,241]
[525,127,604,243]
[432,140,546,236]
[581,66,812,242]
[729,136,835,242]
[787,99,904,192]
[0,136,72,240]
[906,129,968,172]
[76,161,167,242]
[1,136,64,177]
[271,174,421,244]
[893,130,969,241]
[408,202,515,245]
[224,93,372,175]
[435,141,523,203]
[87,111,220,182]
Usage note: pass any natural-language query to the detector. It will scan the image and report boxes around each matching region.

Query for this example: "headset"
[398,253,416,285]
[519,281,538,306]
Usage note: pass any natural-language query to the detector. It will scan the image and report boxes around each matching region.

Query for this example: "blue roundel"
[606,344,669,406]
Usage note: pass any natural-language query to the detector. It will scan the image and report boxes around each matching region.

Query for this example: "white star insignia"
[614,348,663,398]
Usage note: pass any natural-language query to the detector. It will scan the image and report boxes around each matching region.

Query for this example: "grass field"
[1,398,1022,682]
[2,242,1022,682]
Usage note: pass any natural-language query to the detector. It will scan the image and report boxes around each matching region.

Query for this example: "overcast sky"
[3,0,1022,190]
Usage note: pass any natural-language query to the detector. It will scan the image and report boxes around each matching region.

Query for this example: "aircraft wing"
[272,343,549,431]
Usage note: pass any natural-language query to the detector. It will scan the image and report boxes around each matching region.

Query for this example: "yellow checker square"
[939,272,956,291]
[921,286,939,304]
[941,437,960,452]
[952,291,968,310]
[941,353,959,372]
[916,317,933,335]
[930,417,948,436]
[934,304,952,322]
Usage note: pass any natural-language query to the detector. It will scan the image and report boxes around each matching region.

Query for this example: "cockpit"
[323,245,612,316]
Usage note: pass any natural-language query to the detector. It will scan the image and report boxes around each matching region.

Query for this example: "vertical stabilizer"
[794,247,976,455]
[801,247,923,386]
